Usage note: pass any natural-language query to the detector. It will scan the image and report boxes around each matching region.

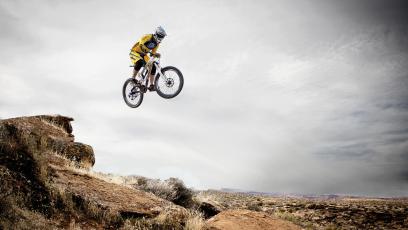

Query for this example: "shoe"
[148,85,155,91]
[140,85,147,93]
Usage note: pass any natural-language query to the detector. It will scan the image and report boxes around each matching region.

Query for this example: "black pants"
[134,59,156,75]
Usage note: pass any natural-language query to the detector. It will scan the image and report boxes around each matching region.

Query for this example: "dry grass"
[88,172,140,187]
[98,175,197,208]
[184,209,205,230]
[121,218,154,230]
[51,151,91,172]
[83,200,121,224]
[0,196,52,230]
[46,154,123,225]
[273,211,308,228]
[50,182,121,227]
[39,117,67,134]
[0,167,14,200]
[120,210,183,230]
[58,161,196,209]
[120,207,205,230]
[68,220,82,230]
[50,153,136,189]
[47,152,198,228]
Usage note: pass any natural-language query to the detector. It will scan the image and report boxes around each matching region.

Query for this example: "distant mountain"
[221,188,346,199]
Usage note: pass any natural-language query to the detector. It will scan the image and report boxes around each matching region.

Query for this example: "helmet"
[154,26,167,43]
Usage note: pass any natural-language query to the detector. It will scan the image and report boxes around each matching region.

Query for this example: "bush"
[132,177,194,208]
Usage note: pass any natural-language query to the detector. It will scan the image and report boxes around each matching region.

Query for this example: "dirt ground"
[196,190,408,229]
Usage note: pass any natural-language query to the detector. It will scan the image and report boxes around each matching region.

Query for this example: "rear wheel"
[155,66,184,99]
[122,78,144,108]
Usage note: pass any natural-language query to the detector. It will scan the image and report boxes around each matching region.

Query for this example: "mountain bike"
[122,54,184,108]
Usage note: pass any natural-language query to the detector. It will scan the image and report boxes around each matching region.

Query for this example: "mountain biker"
[130,26,167,91]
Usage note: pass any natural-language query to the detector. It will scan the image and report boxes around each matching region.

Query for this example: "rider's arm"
[151,44,160,56]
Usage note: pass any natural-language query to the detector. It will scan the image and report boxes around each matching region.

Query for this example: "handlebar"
[146,51,160,58]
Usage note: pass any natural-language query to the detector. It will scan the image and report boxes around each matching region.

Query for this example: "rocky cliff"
[0,115,187,229]
[0,115,301,230]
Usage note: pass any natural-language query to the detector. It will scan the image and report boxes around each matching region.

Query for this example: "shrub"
[132,177,194,208]
[246,202,262,212]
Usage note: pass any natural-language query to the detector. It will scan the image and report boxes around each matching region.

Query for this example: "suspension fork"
[153,62,165,80]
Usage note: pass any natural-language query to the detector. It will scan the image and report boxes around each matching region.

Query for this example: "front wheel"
[122,78,144,108]
[155,66,184,99]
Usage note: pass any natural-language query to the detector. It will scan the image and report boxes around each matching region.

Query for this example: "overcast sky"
[1,0,407,197]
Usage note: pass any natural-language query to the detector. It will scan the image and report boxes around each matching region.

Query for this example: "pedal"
[140,85,147,93]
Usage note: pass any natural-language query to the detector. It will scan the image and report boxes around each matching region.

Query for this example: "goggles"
[156,33,165,39]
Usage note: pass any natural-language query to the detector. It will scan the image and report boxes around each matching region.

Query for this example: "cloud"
[1,0,407,196]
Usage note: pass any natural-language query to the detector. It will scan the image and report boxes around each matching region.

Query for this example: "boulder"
[62,142,95,168]
[199,201,222,219]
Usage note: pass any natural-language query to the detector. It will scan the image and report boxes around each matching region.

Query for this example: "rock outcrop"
[0,115,94,168]
[0,115,186,229]
[199,201,222,219]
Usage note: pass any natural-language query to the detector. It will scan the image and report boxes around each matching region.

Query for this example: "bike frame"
[136,57,166,86]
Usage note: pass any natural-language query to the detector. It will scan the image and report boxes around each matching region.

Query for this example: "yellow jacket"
[130,34,159,64]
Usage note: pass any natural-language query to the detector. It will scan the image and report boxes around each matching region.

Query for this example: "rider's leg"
[133,59,145,79]
[132,68,138,78]
[148,65,156,86]
[147,65,156,90]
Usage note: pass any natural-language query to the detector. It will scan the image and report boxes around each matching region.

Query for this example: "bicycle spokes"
[154,66,184,99]
[128,86,139,100]
[122,78,144,108]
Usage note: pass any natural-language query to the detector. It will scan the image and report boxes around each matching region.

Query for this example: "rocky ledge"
[0,115,301,230]
[0,115,185,229]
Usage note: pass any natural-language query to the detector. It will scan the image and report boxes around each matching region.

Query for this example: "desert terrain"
[0,115,407,229]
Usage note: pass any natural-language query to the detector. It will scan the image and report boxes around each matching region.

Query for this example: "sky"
[1,0,407,197]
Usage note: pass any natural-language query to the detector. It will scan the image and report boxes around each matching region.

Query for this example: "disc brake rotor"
[165,78,174,87]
